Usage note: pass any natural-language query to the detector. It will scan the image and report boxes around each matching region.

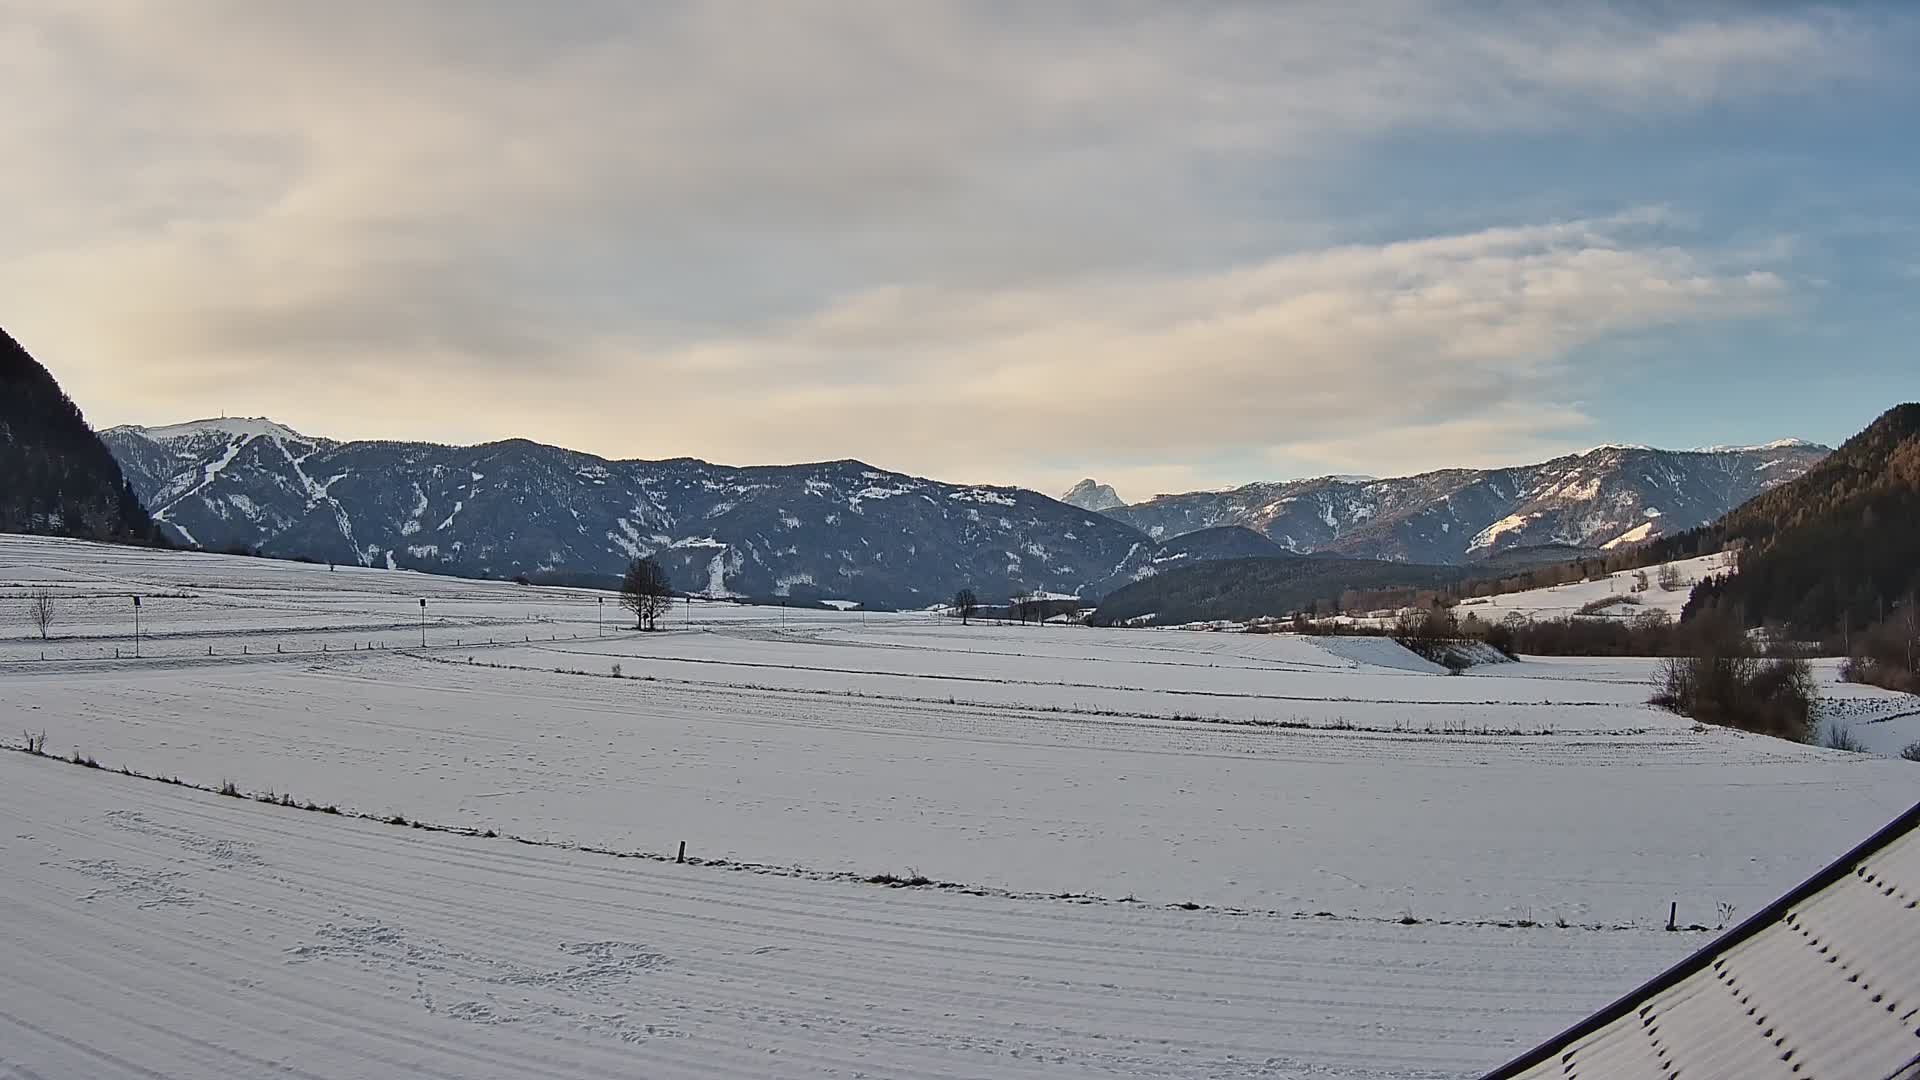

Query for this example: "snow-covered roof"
[1484,800,1920,1079]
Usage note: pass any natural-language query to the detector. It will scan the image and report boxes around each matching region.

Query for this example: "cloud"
[0,2,1881,489]
[603,213,1788,483]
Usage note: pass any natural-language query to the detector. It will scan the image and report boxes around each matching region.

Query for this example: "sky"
[4,2,1917,501]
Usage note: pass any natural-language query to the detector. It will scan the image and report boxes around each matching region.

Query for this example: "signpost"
[132,595,142,658]
[419,598,427,647]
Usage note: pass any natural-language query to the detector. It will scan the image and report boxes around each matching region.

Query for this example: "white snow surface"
[1602,521,1658,548]
[2,534,1916,1078]
[0,749,1710,1080]
[119,416,311,444]
[1690,438,1821,453]
[1467,511,1536,552]
[1460,552,1733,623]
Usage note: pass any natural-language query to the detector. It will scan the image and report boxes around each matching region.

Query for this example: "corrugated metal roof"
[1485,801,1920,1080]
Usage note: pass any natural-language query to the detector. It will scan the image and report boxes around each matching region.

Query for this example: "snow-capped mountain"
[102,419,1254,606]
[101,418,1830,602]
[1101,443,1829,563]
[1060,479,1125,512]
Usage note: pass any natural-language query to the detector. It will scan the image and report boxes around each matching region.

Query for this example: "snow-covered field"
[1456,552,1733,623]
[3,534,1917,1079]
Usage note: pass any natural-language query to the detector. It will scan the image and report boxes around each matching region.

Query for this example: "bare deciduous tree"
[620,556,673,631]
[1902,593,1919,676]
[952,588,978,625]
[1010,589,1034,625]
[29,589,54,641]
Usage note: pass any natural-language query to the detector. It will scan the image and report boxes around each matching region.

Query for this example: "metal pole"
[419,598,427,647]
[132,595,142,658]
[598,596,604,636]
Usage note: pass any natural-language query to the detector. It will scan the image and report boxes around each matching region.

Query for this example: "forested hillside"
[0,328,160,543]
[1088,553,1468,626]
[1686,403,1920,637]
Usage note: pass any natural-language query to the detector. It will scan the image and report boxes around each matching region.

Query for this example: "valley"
[4,534,1916,1078]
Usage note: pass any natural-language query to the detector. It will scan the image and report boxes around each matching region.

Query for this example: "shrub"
[1495,610,1684,657]
[1652,646,1816,742]
[1577,595,1640,616]
[21,731,46,755]
[1480,618,1520,660]
[1392,607,1463,665]
[1817,723,1867,753]
[1839,654,1871,683]
[1838,655,1920,694]
[1839,613,1920,693]
[219,780,242,797]
[867,868,934,888]
[1901,742,1920,762]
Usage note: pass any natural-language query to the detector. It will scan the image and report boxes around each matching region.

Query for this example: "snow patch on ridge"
[773,572,815,596]
[1603,521,1658,548]
[133,417,309,444]
[1692,438,1822,453]
[1467,512,1536,552]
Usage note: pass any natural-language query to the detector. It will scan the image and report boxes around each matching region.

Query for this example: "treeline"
[1087,554,1468,626]
[1289,606,1715,659]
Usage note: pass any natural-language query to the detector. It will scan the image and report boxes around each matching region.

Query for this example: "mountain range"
[1073,441,1828,564]
[100,415,1826,606]
[103,418,1268,607]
